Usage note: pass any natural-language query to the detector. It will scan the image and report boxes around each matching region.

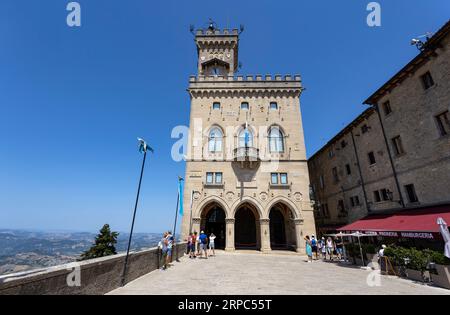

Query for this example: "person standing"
[191,232,197,258]
[335,237,343,260]
[318,237,326,260]
[199,231,208,259]
[305,235,313,263]
[159,232,169,270]
[311,235,318,260]
[196,231,202,256]
[326,237,334,261]
[186,233,193,258]
[209,233,216,257]
[166,231,174,264]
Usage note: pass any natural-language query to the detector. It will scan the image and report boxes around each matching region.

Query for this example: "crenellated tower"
[181,21,316,254]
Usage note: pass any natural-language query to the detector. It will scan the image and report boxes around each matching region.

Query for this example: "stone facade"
[308,21,450,233]
[180,25,315,253]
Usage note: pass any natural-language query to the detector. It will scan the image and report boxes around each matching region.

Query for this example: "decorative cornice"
[293,218,304,225]
[225,218,235,224]
[259,218,270,224]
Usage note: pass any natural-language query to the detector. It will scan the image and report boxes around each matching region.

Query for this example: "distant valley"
[0,229,162,276]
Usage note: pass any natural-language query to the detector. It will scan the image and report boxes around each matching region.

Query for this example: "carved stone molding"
[192,217,201,224]
[259,218,270,225]
[225,218,235,224]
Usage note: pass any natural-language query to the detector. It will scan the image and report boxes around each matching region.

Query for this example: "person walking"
[326,237,334,261]
[209,233,216,257]
[305,235,313,263]
[199,231,208,259]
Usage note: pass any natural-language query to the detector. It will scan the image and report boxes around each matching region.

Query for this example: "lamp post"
[120,138,153,287]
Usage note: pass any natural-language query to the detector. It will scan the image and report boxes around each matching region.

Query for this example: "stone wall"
[0,243,186,295]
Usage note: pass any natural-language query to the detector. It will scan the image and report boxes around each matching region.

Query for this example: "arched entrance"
[269,203,296,251]
[234,203,260,250]
[269,207,286,249]
[201,203,226,249]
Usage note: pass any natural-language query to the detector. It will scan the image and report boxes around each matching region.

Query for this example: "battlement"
[195,28,239,37]
[189,74,302,83]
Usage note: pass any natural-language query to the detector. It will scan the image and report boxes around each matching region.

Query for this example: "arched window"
[208,127,223,152]
[269,126,284,152]
[238,127,253,148]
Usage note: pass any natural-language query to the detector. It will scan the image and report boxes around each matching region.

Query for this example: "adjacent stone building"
[309,20,450,234]
[180,23,315,253]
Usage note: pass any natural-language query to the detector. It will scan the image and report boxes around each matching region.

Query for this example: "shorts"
[312,246,317,253]
[190,244,195,252]
[336,247,343,255]
[326,247,333,254]
[209,243,215,249]
[162,248,168,256]
[167,248,172,257]
[201,243,207,250]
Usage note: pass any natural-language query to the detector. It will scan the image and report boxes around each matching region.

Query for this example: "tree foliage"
[79,224,119,261]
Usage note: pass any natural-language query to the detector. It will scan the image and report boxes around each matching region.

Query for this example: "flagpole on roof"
[121,138,152,287]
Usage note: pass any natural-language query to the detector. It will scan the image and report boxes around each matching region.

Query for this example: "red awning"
[337,205,450,239]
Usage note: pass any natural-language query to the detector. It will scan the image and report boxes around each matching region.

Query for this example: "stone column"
[259,219,271,252]
[225,218,235,251]
[294,218,305,254]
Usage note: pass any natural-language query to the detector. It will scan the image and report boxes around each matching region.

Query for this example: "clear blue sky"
[0,1,448,234]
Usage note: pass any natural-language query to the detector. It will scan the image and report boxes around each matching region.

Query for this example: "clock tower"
[195,22,240,76]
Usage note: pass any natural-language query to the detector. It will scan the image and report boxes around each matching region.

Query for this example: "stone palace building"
[180,22,316,253]
[309,20,450,235]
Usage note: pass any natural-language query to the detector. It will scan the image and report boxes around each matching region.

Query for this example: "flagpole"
[172,176,183,263]
[121,148,147,287]
[188,190,194,234]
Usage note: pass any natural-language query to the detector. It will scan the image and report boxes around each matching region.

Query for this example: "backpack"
[201,235,208,244]
[311,238,317,246]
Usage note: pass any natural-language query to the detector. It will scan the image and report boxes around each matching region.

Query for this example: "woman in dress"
[305,235,313,263]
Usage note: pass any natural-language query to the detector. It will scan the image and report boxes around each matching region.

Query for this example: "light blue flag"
[244,129,250,147]
[178,178,184,216]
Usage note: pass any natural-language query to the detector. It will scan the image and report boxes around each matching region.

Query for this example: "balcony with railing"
[233,146,260,162]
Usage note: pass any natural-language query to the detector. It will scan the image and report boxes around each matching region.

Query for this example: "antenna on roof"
[189,24,195,36]
[410,32,433,51]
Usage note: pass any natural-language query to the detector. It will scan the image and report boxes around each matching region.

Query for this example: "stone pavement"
[108,250,450,295]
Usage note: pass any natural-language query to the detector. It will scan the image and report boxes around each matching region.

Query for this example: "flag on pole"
[138,138,154,153]
[244,119,250,147]
[178,177,184,216]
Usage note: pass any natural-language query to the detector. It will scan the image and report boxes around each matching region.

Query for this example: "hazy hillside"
[0,229,163,275]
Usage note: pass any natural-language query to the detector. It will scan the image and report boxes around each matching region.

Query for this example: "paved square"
[108,251,450,295]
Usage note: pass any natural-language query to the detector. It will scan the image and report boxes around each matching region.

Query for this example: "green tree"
[79,224,119,261]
